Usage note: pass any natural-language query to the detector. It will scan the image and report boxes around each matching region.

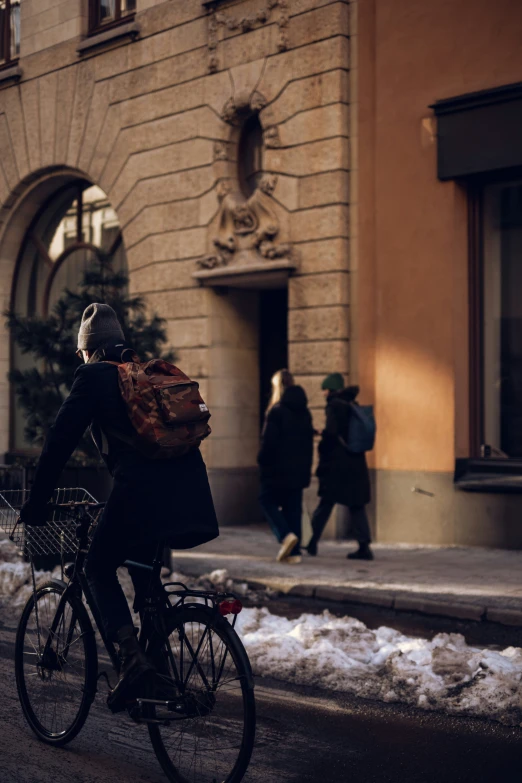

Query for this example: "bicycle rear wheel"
[15,580,98,746]
[147,604,256,783]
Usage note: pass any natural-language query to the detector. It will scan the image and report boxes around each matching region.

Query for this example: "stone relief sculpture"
[220,91,267,124]
[213,140,229,161]
[263,126,281,148]
[197,92,293,273]
[206,0,289,72]
[197,183,292,270]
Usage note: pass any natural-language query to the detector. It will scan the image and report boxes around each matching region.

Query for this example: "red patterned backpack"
[110,358,211,459]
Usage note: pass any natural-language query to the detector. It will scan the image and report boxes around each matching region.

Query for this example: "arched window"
[11,182,127,450]
[13,183,125,317]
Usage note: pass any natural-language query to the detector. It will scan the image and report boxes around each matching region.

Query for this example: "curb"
[246,579,522,627]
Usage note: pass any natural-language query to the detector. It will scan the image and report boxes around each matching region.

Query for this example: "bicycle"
[1,488,256,783]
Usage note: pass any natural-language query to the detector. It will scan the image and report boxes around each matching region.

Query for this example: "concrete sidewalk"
[172,526,522,626]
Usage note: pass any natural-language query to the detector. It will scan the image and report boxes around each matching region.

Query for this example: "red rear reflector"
[219,599,243,616]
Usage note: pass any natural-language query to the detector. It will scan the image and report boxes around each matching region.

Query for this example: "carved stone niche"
[195,93,296,289]
[204,0,289,73]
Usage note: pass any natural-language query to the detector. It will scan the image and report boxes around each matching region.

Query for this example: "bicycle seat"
[124,559,154,571]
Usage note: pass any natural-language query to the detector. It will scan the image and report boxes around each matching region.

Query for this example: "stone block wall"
[0,0,351,525]
[21,0,86,56]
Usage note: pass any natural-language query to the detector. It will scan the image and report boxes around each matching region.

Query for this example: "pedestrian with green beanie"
[306,372,374,560]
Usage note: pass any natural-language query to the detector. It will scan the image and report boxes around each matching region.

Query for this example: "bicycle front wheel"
[15,580,98,746]
[148,604,256,783]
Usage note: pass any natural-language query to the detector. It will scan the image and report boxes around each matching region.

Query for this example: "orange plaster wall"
[357,0,522,473]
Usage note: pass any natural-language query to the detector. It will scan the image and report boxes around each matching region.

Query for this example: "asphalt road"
[1,612,522,783]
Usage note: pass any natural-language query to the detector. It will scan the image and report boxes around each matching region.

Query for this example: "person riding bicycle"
[19,303,219,712]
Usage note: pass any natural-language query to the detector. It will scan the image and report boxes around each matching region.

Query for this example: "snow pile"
[0,536,60,606]
[197,568,251,598]
[2,551,522,726]
[0,537,32,600]
[0,538,20,563]
[0,561,32,597]
[235,607,522,725]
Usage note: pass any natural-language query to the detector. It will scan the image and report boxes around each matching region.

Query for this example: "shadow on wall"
[208,466,263,526]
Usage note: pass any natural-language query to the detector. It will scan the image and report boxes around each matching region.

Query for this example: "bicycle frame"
[33,508,116,677]
[14,497,256,783]
[33,503,243,707]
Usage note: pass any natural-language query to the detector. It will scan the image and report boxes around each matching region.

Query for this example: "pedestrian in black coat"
[20,303,219,711]
[306,373,374,560]
[258,370,314,563]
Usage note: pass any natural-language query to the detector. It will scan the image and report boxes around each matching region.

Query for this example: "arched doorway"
[8,177,127,454]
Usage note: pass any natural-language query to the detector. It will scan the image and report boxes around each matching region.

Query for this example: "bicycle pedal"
[138,697,185,710]
[126,697,180,725]
[126,700,144,724]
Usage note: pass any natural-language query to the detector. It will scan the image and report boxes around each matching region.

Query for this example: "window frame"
[0,0,20,70]
[468,182,484,458]
[9,180,126,455]
[88,0,136,36]
[468,167,522,459]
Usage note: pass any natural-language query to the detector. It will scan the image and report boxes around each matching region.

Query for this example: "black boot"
[347,544,374,561]
[305,536,318,556]
[107,626,156,714]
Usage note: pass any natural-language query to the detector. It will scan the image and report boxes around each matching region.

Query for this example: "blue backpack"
[341,403,376,453]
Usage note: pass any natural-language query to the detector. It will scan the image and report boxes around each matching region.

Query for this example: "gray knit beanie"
[77,303,125,351]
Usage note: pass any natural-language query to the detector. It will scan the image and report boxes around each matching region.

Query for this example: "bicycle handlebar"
[44,501,106,521]
[47,501,106,511]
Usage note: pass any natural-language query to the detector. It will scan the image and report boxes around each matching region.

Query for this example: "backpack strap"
[333,399,355,452]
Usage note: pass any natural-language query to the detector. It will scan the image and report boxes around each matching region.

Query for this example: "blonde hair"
[266,368,294,414]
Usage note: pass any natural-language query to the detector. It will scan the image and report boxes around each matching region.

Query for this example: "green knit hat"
[321,372,344,391]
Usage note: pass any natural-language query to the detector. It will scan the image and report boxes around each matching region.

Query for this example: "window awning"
[431,82,522,181]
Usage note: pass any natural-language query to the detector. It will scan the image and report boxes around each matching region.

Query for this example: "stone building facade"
[0,0,352,530]
[6,0,522,548]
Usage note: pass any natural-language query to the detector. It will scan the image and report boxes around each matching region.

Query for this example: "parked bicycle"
[1,488,256,783]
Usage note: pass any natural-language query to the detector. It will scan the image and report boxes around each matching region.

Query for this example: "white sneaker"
[276,533,299,562]
[285,555,302,565]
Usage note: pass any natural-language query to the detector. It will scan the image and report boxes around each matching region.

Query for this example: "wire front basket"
[0,487,100,559]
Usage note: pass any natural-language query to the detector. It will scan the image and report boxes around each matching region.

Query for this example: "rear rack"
[163,581,243,624]
[164,581,235,602]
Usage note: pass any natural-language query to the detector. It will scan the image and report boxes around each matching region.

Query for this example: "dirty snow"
[2,547,522,726]
[205,570,522,726]
[0,536,63,605]
[235,606,522,726]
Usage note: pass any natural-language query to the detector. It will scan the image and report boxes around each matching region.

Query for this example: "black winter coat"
[257,385,314,491]
[317,387,371,507]
[28,342,219,549]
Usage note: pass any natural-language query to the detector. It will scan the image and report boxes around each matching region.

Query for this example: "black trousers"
[259,486,302,555]
[84,486,163,642]
[310,498,371,545]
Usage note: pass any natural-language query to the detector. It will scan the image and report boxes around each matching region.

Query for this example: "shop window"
[0,0,20,66]
[476,181,522,459]
[89,0,136,34]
